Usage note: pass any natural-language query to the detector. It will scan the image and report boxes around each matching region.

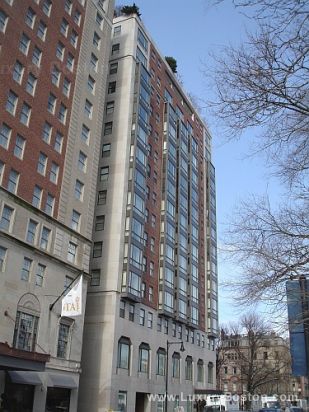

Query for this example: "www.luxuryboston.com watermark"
[147,392,300,403]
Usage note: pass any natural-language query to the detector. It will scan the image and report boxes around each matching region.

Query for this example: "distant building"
[78,10,219,412]
[217,332,300,401]
[0,0,114,410]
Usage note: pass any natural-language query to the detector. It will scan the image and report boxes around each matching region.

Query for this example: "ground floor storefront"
[0,343,79,412]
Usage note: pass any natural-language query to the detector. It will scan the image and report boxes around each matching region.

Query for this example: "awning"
[8,371,43,386]
[48,373,78,389]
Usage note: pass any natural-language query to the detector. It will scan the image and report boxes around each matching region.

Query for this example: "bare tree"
[218,314,292,409]
[206,0,309,185]
[204,0,309,311]
[223,196,309,308]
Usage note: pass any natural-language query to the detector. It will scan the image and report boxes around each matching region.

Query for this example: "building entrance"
[135,392,150,412]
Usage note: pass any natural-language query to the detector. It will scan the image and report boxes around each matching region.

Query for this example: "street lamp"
[165,340,185,412]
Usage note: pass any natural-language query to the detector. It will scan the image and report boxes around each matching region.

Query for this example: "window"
[185,356,193,381]
[64,275,73,291]
[51,66,60,86]
[40,226,51,250]
[208,362,214,384]
[74,180,84,200]
[113,25,121,36]
[21,257,32,281]
[0,10,8,33]
[139,308,145,326]
[32,46,42,66]
[42,0,52,16]
[32,185,42,208]
[112,43,120,55]
[25,7,36,28]
[58,103,67,124]
[108,81,116,94]
[100,166,109,181]
[90,53,98,71]
[150,261,154,276]
[78,151,87,172]
[84,99,92,118]
[54,131,63,153]
[119,300,125,318]
[197,359,204,382]
[109,62,118,75]
[35,263,45,286]
[149,286,153,302]
[0,162,4,185]
[42,122,52,143]
[0,205,14,231]
[0,124,11,149]
[6,91,18,115]
[106,101,114,114]
[104,122,112,135]
[90,269,100,286]
[63,78,71,97]
[49,162,59,183]
[139,343,150,373]
[13,311,38,352]
[70,30,78,47]
[26,74,37,96]
[150,237,155,252]
[93,241,102,258]
[64,0,72,15]
[37,21,47,40]
[20,102,31,126]
[117,391,127,411]
[93,32,100,49]
[13,61,24,84]
[172,352,180,378]
[45,193,55,215]
[97,190,107,205]
[67,241,77,263]
[147,312,153,328]
[96,11,103,27]
[7,169,19,194]
[73,10,81,25]
[57,322,70,358]
[14,135,25,159]
[37,152,47,175]
[88,76,95,94]
[81,124,90,143]
[129,304,134,321]
[156,348,166,376]
[101,143,111,158]
[95,215,105,231]
[66,53,74,72]
[19,33,30,55]
[26,219,38,244]
[48,93,56,114]
[117,337,130,369]
[0,246,7,272]
[56,42,65,61]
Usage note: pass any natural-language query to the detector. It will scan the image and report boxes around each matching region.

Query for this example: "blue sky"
[115,1,280,323]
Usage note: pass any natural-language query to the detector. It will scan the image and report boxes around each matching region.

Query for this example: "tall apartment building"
[79,11,219,412]
[0,0,114,410]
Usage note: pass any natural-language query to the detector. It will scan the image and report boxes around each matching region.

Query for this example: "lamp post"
[165,340,185,412]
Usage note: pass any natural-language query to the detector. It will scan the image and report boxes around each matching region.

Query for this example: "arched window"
[117,337,131,369]
[208,361,214,384]
[197,359,204,383]
[139,342,150,374]
[185,356,193,381]
[156,347,166,376]
[172,352,180,378]
[13,294,40,352]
